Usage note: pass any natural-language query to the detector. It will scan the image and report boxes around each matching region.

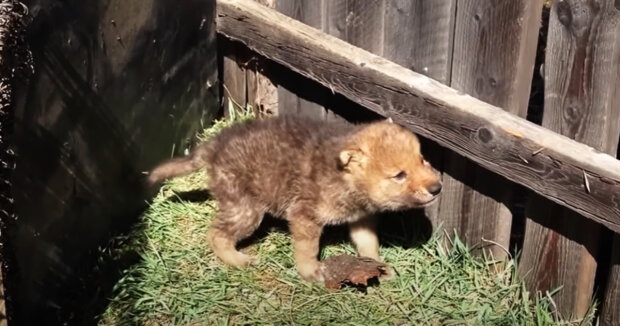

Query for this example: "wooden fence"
[216,0,620,323]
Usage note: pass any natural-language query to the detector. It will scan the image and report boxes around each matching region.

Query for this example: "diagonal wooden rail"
[216,0,620,233]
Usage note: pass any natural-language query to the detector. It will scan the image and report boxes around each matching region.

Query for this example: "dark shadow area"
[236,210,433,260]
[239,214,290,250]
[9,0,218,324]
[166,189,213,204]
[440,149,519,250]
[166,185,433,262]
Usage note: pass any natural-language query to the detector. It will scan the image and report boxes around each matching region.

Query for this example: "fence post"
[519,0,620,318]
[436,0,543,259]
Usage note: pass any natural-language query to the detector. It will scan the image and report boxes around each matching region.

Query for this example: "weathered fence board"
[341,0,385,56]
[383,0,456,222]
[323,0,348,123]
[222,44,247,115]
[223,0,277,117]
[519,0,620,318]
[276,0,326,119]
[438,1,543,258]
[602,236,620,326]
[216,0,620,234]
[383,0,455,84]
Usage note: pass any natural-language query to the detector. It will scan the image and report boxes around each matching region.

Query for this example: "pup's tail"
[147,144,211,186]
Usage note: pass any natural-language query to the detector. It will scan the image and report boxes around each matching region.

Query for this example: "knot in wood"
[563,105,582,124]
[477,127,494,144]
[556,0,573,27]
[557,1,599,37]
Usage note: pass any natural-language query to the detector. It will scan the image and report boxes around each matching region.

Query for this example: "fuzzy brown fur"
[148,116,441,281]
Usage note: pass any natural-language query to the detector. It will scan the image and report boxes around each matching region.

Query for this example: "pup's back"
[204,116,354,213]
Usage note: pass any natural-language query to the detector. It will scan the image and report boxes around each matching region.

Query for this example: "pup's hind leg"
[208,204,264,267]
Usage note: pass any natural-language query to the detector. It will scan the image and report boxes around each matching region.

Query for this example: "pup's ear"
[339,149,364,169]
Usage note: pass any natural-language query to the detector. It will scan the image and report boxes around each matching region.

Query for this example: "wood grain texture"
[601,235,620,326]
[322,0,386,122]
[383,0,455,84]
[383,0,456,224]
[245,0,278,116]
[607,127,620,326]
[222,47,247,116]
[216,0,620,233]
[342,0,385,55]
[246,62,279,116]
[276,0,326,119]
[323,0,348,123]
[519,0,620,318]
[438,1,544,258]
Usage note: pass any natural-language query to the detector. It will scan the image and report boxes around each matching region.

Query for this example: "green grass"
[99,109,596,326]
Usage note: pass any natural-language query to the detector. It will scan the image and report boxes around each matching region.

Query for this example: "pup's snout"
[427,182,442,196]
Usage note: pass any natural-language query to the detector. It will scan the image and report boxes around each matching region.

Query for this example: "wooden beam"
[216,0,620,232]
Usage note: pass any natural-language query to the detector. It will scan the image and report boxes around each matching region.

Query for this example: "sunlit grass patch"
[99,108,596,326]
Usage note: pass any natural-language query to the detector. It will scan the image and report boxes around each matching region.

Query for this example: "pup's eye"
[393,171,407,182]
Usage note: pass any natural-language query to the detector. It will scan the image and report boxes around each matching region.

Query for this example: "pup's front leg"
[290,219,324,282]
[349,216,380,260]
[349,216,395,280]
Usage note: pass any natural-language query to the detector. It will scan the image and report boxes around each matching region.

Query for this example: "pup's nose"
[427,182,442,196]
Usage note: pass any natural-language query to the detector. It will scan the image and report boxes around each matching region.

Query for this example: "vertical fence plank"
[322,0,385,123]
[384,0,455,84]
[221,45,246,116]
[324,0,348,123]
[602,236,620,326]
[519,0,620,318]
[342,0,385,55]
[436,0,543,259]
[223,0,277,117]
[383,0,456,222]
[276,0,326,119]
[245,0,278,116]
[603,144,620,326]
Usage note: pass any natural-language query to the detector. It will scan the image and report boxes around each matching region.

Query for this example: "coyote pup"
[148,116,441,281]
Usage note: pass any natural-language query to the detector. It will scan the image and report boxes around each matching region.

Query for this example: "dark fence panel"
[9,0,218,323]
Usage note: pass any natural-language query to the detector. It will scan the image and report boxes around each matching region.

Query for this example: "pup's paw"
[220,252,259,267]
[379,265,396,281]
[297,261,326,282]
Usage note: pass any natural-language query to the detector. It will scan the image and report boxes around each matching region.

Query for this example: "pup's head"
[339,118,441,211]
